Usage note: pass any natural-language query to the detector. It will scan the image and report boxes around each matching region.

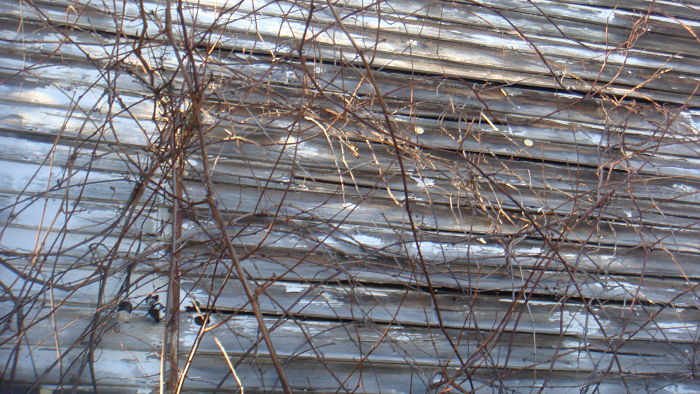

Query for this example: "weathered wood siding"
[1,0,699,392]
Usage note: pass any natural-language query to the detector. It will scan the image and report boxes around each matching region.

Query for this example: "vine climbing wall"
[0,0,699,392]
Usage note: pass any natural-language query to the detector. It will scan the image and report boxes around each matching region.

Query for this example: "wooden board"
[1,303,698,391]
[1,0,699,391]
[3,0,700,104]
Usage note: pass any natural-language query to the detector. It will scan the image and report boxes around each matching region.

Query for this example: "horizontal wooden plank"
[3,139,697,256]
[0,155,163,207]
[224,0,700,94]
[2,25,696,152]
[199,157,700,226]
[0,346,434,393]
[3,174,697,253]
[200,105,700,179]
[177,182,700,252]
[11,257,695,345]
[336,0,700,55]
[28,0,700,65]
[0,225,162,271]
[555,0,700,21]
[3,342,696,393]
[2,131,698,237]
[4,0,699,104]
[2,43,695,144]
[0,192,166,240]
[3,231,700,310]
[2,251,699,341]
[2,54,698,179]
[1,304,697,376]
[469,0,700,38]
[183,278,700,342]
[183,219,700,279]
[2,98,698,193]
[2,42,696,142]
[179,253,700,307]
[5,206,699,279]
[4,214,700,308]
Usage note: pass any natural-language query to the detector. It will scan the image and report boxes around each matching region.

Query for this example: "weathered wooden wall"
[1,0,699,392]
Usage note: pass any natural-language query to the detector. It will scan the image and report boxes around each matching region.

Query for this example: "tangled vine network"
[1,0,699,392]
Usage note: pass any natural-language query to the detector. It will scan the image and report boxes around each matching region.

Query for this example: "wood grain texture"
[3,0,700,104]
[1,0,698,391]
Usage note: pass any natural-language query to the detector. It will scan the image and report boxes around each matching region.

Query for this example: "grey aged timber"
[0,0,699,392]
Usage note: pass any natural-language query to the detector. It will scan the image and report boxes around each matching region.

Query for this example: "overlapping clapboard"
[0,0,699,392]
